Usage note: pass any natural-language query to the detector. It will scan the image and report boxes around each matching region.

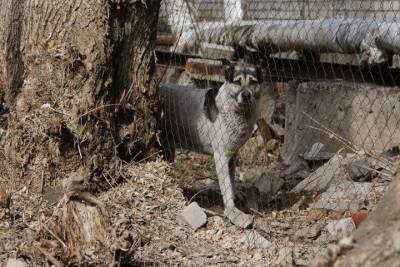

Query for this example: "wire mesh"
[156,0,399,265]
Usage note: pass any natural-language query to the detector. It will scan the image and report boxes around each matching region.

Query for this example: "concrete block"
[283,81,400,163]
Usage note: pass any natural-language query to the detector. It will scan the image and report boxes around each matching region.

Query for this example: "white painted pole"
[224,0,243,24]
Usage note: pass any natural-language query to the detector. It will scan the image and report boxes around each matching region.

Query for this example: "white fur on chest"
[211,111,256,156]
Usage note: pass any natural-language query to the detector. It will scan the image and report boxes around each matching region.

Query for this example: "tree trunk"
[0,0,160,192]
[332,175,400,267]
[0,0,160,264]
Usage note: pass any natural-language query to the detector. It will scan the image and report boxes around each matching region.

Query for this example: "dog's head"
[204,63,262,122]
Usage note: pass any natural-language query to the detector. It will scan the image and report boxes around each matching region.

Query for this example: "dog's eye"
[249,78,258,86]
[233,77,242,86]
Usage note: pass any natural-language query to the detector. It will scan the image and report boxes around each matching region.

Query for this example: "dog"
[159,63,262,228]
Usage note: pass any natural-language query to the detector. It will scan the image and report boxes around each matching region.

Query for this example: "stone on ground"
[310,181,373,211]
[6,258,27,267]
[238,230,272,249]
[326,218,356,238]
[295,224,323,239]
[303,142,334,161]
[179,202,207,230]
[292,154,345,193]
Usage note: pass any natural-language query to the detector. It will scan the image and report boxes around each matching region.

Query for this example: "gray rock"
[238,230,272,249]
[310,181,373,211]
[326,218,356,238]
[292,154,345,193]
[284,156,311,182]
[284,156,308,176]
[6,259,27,267]
[303,142,334,161]
[253,173,285,196]
[293,153,376,195]
[295,224,322,239]
[343,154,378,179]
[348,164,370,179]
[179,202,207,230]
[239,167,285,195]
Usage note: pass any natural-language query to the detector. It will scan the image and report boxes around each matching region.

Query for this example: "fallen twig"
[42,223,67,249]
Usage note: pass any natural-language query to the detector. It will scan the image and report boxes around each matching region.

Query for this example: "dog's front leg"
[214,152,254,228]
[228,155,245,203]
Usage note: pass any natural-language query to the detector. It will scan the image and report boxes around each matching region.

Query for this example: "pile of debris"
[0,137,395,266]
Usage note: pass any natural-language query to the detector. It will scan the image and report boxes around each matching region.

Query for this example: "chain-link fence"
[155,0,399,265]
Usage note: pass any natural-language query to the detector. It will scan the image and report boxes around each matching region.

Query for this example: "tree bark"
[0,0,160,264]
[332,175,400,267]
[0,0,160,191]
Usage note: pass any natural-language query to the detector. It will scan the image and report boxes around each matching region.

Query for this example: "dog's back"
[159,63,262,160]
[160,83,214,155]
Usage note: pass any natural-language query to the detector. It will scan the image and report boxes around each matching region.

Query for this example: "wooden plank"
[155,50,400,86]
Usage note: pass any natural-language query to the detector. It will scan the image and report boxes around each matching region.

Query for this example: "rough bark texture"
[0,0,160,191]
[111,2,161,161]
[0,0,160,264]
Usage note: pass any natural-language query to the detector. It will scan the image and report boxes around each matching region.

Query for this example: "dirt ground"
[0,146,389,266]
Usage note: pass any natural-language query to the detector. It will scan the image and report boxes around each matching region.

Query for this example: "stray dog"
[159,63,262,228]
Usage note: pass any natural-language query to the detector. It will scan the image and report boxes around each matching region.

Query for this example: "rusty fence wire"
[155,0,400,265]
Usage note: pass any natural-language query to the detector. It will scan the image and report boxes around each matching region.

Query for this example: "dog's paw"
[225,207,254,228]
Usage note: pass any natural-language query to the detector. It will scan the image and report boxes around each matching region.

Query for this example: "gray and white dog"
[159,63,262,228]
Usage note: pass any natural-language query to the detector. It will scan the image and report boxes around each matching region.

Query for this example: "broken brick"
[350,211,368,227]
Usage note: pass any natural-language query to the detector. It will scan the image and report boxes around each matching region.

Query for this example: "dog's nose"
[241,90,251,102]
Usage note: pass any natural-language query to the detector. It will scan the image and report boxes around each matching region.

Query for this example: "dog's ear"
[223,63,235,83]
[204,87,219,122]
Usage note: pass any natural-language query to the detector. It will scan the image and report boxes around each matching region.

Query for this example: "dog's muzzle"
[236,89,255,114]
[238,89,253,105]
